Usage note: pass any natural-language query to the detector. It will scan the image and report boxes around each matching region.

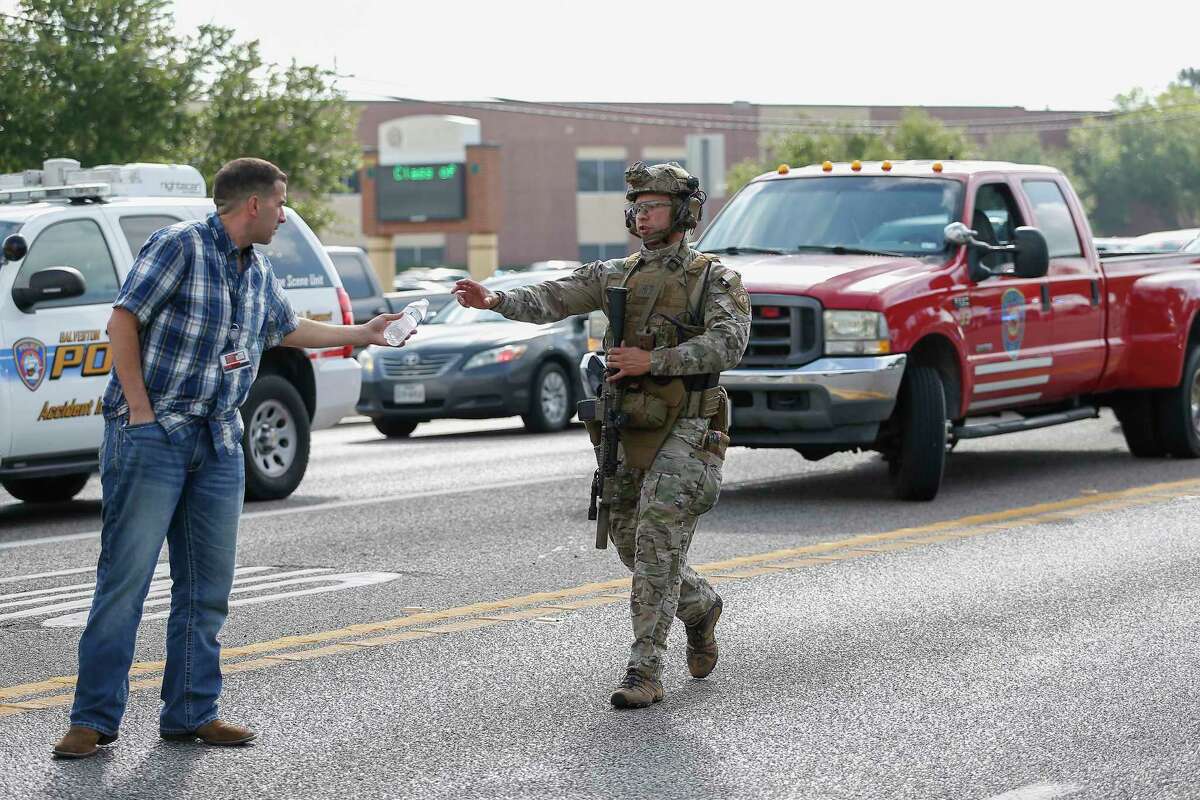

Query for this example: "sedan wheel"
[523,362,572,433]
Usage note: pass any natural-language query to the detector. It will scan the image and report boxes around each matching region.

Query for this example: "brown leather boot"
[609,669,664,709]
[161,719,257,746]
[685,596,722,679]
[51,726,118,759]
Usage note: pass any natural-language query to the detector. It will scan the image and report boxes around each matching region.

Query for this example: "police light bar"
[0,183,111,204]
[0,158,206,203]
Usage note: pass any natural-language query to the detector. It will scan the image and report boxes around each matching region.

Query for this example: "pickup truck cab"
[698,160,1200,500]
[0,159,360,503]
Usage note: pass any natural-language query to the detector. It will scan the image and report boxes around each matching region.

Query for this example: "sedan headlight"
[823,311,891,355]
[356,348,375,373]
[463,344,528,370]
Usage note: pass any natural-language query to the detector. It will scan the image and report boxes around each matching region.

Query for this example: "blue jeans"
[70,418,244,736]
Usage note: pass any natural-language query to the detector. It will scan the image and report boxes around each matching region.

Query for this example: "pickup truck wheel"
[1114,392,1166,458]
[241,375,311,501]
[1,472,90,503]
[1156,345,1200,458]
[888,366,947,501]
[522,362,572,433]
[373,418,419,438]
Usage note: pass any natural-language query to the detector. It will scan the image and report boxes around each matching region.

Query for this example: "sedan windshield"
[697,176,964,258]
[428,303,506,325]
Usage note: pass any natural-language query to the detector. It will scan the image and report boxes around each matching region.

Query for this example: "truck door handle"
[1040,284,1051,312]
[1090,280,1100,307]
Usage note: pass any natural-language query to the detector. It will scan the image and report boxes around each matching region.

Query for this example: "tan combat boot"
[609,669,664,709]
[161,719,257,746]
[685,596,722,678]
[51,726,118,759]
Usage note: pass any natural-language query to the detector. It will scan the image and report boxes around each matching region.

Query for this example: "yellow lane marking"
[2,475,1199,718]
[346,630,438,648]
[482,607,566,622]
[544,597,624,611]
[265,644,361,662]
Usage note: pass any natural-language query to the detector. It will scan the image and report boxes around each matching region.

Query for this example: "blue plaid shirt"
[103,213,299,455]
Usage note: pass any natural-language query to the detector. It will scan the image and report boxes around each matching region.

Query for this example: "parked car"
[496,260,582,276]
[1124,228,1200,253]
[692,160,1200,501]
[357,270,589,438]
[325,245,388,325]
[397,267,470,285]
[1093,236,1133,254]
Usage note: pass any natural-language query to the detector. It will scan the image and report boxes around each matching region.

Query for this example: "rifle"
[583,286,628,550]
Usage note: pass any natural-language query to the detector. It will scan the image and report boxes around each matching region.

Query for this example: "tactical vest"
[604,251,720,470]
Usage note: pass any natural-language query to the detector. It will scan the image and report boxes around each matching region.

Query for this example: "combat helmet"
[623,161,707,241]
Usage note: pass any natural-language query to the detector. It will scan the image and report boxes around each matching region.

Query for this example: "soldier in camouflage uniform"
[453,162,750,708]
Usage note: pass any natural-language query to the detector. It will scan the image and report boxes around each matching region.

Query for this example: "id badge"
[220,348,251,373]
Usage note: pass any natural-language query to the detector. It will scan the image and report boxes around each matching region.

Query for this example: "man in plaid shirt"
[53,158,410,759]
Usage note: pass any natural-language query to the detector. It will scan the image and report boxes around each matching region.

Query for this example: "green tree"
[725,110,971,194]
[0,0,359,234]
[1067,85,1200,234]
[0,0,212,170]
[887,109,973,160]
[1178,67,1200,89]
[183,38,361,233]
[979,132,1050,164]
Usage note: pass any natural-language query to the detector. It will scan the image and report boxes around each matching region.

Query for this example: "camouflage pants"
[609,417,723,679]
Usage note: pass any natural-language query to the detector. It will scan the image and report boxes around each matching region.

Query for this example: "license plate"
[393,383,426,404]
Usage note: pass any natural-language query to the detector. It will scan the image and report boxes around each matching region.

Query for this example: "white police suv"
[0,158,361,503]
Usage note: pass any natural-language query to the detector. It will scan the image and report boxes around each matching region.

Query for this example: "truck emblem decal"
[13,337,47,392]
[400,353,420,366]
[952,295,972,326]
[1000,289,1026,358]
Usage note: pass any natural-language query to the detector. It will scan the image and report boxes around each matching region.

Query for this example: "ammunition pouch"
[620,390,670,430]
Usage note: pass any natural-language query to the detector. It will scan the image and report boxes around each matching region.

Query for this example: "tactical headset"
[624,170,707,239]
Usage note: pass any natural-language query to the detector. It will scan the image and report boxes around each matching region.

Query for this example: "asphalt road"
[1,412,1199,799]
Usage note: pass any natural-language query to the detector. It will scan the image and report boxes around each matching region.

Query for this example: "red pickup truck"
[697,160,1200,500]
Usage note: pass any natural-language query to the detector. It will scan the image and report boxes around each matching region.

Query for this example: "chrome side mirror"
[943,222,976,247]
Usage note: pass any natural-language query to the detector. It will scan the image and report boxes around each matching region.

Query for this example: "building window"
[395,246,446,268]
[580,243,628,262]
[577,159,627,193]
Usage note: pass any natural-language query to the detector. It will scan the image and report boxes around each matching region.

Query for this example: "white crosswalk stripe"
[0,565,401,627]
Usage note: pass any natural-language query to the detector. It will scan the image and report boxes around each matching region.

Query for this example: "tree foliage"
[0,0,359,233]
[727,110,971,194]
[1066,84,1200,234]
[184,37,361,232]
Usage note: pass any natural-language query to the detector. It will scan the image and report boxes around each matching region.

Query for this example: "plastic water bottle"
[384,299,428,346]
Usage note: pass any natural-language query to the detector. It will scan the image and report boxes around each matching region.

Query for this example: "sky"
[1,0,1194,111]
[161,0,1200,111]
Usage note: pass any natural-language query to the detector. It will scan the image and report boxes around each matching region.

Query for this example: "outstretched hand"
[362,313,416,347]
[453,279,497,309]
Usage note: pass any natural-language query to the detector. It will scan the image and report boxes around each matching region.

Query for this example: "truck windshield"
[698,176,964,258]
